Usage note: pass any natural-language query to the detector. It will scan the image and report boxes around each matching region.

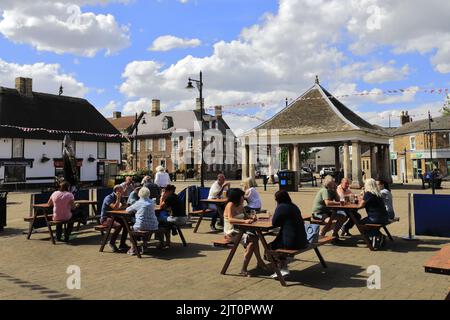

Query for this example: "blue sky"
[0,0,449,135]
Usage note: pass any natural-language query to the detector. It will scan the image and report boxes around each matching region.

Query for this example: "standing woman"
[223,188,268,277]
[268,190,308,277]
[154,166,171,189]
[243,178,262,213]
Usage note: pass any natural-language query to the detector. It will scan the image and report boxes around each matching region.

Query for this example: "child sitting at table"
[223,188,269,277]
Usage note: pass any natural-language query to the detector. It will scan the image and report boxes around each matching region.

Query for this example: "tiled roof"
[392,116,450,136]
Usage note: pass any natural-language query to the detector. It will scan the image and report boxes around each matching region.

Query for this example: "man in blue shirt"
[101,185,129,252]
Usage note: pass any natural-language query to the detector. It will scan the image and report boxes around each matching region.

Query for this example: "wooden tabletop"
[33,200,97,209]
[326,203,360,210]
[233,219,274,231]
[33,203,51,209]
[424,245,450,275]
[200,198,228,205]
[74,200,97,205]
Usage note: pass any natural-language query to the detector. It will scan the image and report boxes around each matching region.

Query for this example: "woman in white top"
[376,179,396,220]
[224,188,269,277]
[243,178,262,213]
[154,166,171,188]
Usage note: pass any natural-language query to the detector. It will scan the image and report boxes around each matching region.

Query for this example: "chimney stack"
[196,98,204,111]
[151,99,161,117]
[15,77,33,97]
[215,105,223,119]
[400,110,412,126]
[113,111,122,119]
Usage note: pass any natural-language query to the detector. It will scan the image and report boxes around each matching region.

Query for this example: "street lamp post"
[428,111,435,195]
[186,71,205,187]
[134,113,146,172]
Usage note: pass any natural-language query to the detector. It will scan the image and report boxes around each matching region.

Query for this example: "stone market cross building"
[240,78,392,188]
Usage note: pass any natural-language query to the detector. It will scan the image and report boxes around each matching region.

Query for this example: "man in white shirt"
[208,174,230,230]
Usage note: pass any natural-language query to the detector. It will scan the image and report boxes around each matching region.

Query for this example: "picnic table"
[100,205,186,259]
[191,198,229,233]
[26,200,99,243]
[219,217,333,287]
[424,245,450,275]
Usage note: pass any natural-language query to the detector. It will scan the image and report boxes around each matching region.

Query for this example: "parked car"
[319,167,336,178]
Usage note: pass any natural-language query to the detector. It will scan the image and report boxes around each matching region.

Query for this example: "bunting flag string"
[0,125,125,139]
[204,86,449,110]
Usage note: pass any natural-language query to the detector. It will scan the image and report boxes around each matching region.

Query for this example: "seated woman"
[223,188,268,277]
[268,190,308,278]
[47,181,85,242]
[357,179,389,248]
[376,179,395,220]
[126,187,160,255]
[127,186,141,206]
[158,185,187,247]
[311,175,347,239]
[243,177,262,213]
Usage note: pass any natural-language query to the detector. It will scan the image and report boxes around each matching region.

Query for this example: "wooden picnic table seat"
[302,214,328,226]
[362,217,400,241]
[270,236,334,269]
[213,237,234,248]
[190,208,214,233]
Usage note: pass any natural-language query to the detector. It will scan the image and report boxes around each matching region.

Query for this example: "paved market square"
[0,181,449,300]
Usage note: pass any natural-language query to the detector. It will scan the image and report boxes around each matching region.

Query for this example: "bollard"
[402,193,418,241]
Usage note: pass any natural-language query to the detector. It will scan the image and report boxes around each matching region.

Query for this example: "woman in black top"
[357,179,389,247]
[268,190,308,277]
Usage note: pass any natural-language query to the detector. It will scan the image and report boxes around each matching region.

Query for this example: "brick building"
[390,111,450,182]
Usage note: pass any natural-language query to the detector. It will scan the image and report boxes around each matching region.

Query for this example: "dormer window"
[162,116,173,130]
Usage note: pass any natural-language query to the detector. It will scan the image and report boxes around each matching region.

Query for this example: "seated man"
[120,176,135,198]
[158,185,187,246]
[100,185,129,252]
[311,175,347,240]
[142,176,161,204]
[208,173,230,231]
[336,178,361,236]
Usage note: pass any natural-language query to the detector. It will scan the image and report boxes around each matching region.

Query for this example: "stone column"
[293,144,300,171]
[241,144,248,181]
[249,144,256,180]
[343,143,351,179]
[335,146,341,171]
[268,147,274,184]
[370,145,378,179]
[351,140,363,188]
[383,144,393,184]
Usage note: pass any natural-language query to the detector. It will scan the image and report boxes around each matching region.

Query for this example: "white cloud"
[363,64,410,84]
[0,58,88,97]
[149,35,201,52]
[346,0,450,74]
[99,100,119,117]
[0,0,130,57]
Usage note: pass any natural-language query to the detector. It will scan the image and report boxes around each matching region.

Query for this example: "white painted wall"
[0,138,122,184]
[0,138,12,181]
[25,139,63,183]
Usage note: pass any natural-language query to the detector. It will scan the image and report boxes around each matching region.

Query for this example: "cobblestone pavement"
[0,181,449,300]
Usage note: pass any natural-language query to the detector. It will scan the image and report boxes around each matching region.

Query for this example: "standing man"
[100,185,129,252]
[208,174,230,231]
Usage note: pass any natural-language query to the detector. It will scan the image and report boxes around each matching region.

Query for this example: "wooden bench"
[213,237,234,248]
[302,214,328,226]
[363,217,400,241]
[270,236,335,268]
[189,208,214,233]
[424,245,450,275]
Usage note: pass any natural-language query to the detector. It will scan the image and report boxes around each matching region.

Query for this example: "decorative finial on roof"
[285,97,288,107]
[315,75,320,84]
[59,84,63,96]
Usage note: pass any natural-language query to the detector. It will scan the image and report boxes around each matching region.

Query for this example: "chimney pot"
[113,111,122,119]
[215,105,223,118]
[400,110,412,126]
[151,99,161,117]
[15,77,33,97]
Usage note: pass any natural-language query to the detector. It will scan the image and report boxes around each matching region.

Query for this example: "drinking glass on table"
[339,196,345,206]
[350,194,355,204]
